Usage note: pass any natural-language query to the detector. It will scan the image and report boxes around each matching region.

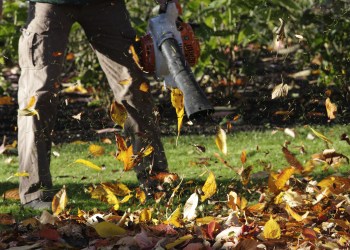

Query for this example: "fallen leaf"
[164,206,182,228]
[240,165,253,186]
[171,88,185,146]
[263,215,281,239]
[89,144,105,157]
[2,188,20,200]
[52,185,68,216]
[317,176,350,195]
[165,234,193,250]
[325,97,337,120]
[101,184,119,210]
[93,221,126,238]
[183,193,199,221]
[0,213,15,225]
[275,18,285,42]
[201,171,217,202]
[39,210,56,225]
[215,127,227,155]
[74,159,102,171]
[139,208,152,222]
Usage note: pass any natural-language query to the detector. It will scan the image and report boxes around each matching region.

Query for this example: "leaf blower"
[137,0,214,119]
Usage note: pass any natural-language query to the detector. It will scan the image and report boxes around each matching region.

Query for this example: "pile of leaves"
[1,123,350,249]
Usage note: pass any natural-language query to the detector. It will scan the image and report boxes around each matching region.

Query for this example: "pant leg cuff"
[21,190,43,204]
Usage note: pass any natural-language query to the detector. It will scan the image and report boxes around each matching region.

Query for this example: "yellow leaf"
[246,203,266,214]
[139,82,149,92]
[309,126,333,144]
[115,134,136,171]
[14,172,30,177]
[74,159,102,171]
[120,194,133,203]
[195,216,217,225]
[215,127,227,155]
[285,204,308,222]
[240,165,253,186]
[101,184,119,210]
[139,208,152,222]
[171,88,185,145]
[63,84,88,94]
[165,235,193,250]
[18,96,40,120]
[317,176,350,195]
[110,101,128,128]
[164,206,182,228]
[263,215,281,239]
[89,144,105,157]
[102,182,131,196]
[119,77,132,85]
[135,187,146,204]
[274,167,295,190]
[325,97,337,120]
[93,221,126,238]
[201,171,217,202]
[52,185,68,216]
[129,44,143,70]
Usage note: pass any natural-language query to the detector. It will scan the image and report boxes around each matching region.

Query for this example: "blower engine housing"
[140,22,200,74]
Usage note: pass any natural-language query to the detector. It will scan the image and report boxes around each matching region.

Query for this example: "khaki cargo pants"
[18,0,168,204]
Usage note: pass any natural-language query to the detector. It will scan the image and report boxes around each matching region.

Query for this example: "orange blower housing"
[140,22,200,74]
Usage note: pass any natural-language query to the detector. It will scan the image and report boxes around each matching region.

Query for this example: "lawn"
[0,124,349,220]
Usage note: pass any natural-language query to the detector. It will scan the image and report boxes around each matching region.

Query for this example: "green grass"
[1,124,349,220]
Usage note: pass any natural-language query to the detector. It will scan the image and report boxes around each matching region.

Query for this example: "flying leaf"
[309,126,333,144]
[119,77,132,85]
[282,146,303,171]
[18,96,40,120]
[340,133,350,145]
[115,134,137,171]
[275,18,285,42]
[14,172,30,177]
[183,193,199,221]
[271,83,288,99]
[101,184,120,210]
[129,44,142,70]
[139,82,149,92]
[63,84,88,94]
[52,185,68,216]
[215,127,227,155]
[72,112,82,120]
[268,167,295,194]
[102,182,131,196]
[263,215,281,239]
[240,165,253,186]
[135,187,146,204]
[93,221,126,238]
[74,159,102,171]
[164,206,182,228]
[171,88,185,146]
[240,150,247,164]
[201,171,217,202]
[325,97,337,120]
[89,144,105,157]
[317,176,350,195]
[110,101,128,128]
[120,194,133,203]
[139,208,152,222]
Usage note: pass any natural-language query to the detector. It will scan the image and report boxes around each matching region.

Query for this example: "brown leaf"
[39,228,61,241]
[302,228,317,240]
[0,96,14,105]
[2,188,20,200]
[240,150,247,164]
[0,213,15,225]
[340,133,350,145]
[317,176,350,195]
[235,239,258,250]
[282,146,303,171]
[240,165,253,186]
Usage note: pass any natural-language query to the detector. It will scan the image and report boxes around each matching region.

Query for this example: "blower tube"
[160,38,214,120]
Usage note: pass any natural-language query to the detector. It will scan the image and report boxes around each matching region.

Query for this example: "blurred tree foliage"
[0,0,349,95]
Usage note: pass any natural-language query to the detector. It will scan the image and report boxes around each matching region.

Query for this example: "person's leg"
[18,2,74,204]
[78,0,168,183]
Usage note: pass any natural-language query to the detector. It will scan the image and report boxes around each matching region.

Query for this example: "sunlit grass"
[0,124,349,220]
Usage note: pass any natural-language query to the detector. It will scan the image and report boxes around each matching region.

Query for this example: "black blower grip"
[160,38,214,119]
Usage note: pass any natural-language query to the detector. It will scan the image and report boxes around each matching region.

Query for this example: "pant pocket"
[19,28,48,69]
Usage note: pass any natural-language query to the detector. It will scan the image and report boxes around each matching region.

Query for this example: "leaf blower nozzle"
[159,38,213,119]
